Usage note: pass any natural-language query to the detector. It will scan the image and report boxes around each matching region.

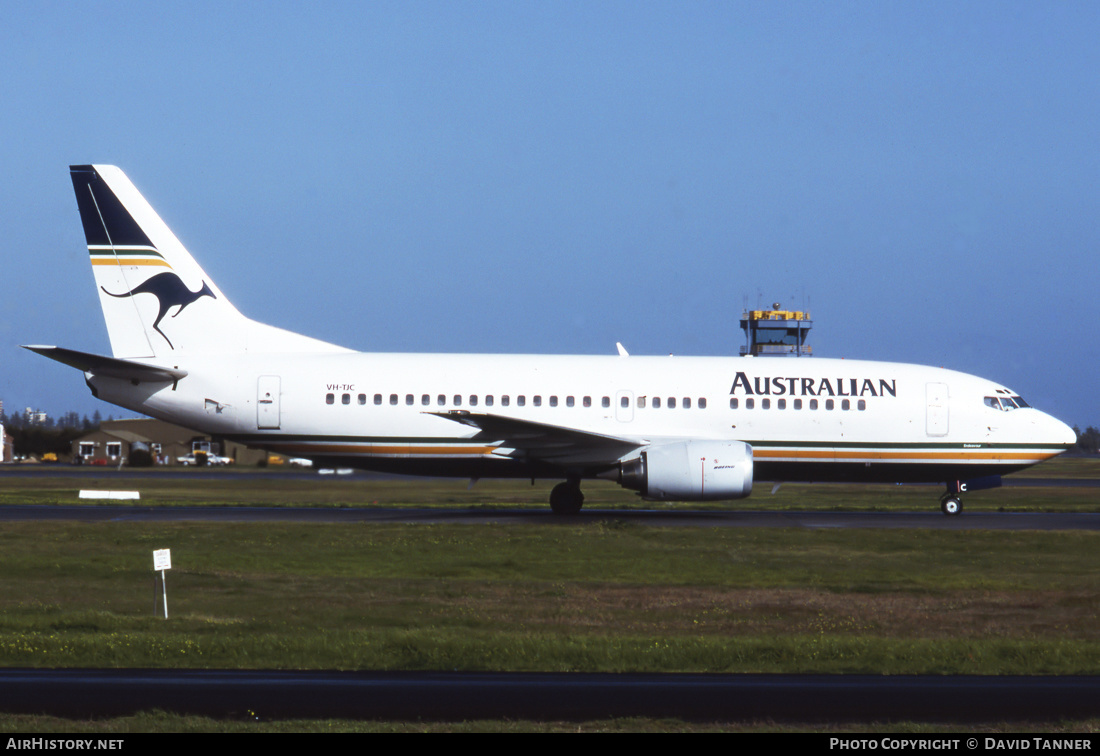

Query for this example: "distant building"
[71,418,267,466]
[0,424,12,464]
[23,407,48,425]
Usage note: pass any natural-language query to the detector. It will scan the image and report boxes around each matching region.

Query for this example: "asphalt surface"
[2,503,1098,530]
[3,669,1098,722]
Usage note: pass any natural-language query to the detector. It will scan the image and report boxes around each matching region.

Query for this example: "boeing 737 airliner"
[26,165,1076,514]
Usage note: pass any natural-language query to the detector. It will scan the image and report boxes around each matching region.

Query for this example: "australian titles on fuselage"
[730,372,896,398]
[24,164,1076,516]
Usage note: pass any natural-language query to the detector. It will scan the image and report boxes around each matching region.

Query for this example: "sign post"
[153,549,171,619]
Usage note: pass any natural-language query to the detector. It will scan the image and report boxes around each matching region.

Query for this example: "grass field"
[0,463,1096,730]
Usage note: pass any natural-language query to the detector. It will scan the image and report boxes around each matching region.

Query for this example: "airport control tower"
[740,303,812,357]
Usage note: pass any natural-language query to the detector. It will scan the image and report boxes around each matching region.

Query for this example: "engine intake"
[616,440,753,501]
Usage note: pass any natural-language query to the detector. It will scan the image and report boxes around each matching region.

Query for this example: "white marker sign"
[153,549,172,571]
[153,549,171,619]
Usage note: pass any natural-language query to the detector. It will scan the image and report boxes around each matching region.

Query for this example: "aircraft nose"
[1045,414,1077,449]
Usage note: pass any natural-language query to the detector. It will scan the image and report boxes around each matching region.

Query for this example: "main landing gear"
[549,479,584,515]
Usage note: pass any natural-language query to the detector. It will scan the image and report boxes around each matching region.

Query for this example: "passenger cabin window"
[374,394,383,405]
[486,395,494,406]
[533,396,542,407]
[326,393,334,405]
[699,398,707,409]
[549,396,557,407]
[602,397,610,408]
[583,396,591,407]
[390,394,398,406]
[358,394,366,405]
[342,393,351,405]
[502,396,510,406]
[728,398,736,409]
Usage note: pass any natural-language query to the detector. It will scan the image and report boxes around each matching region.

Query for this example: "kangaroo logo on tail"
[101,272,216,350]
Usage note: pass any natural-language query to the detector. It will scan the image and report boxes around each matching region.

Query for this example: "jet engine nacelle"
[616,440,753,501]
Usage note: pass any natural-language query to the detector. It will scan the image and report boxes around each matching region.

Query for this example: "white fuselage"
[87,351,1075,485]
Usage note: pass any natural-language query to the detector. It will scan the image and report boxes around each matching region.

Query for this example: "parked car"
[177,452,233,466]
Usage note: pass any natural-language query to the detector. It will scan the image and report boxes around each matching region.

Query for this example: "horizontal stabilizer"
[22,345,187,383]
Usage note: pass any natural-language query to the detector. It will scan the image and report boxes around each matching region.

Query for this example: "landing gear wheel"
[549,481,584,515]
[940,496,962,516]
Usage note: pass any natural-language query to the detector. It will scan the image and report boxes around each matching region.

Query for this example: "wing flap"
[428,410,642,467]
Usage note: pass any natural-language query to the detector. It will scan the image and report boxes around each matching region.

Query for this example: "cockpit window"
[985,395,1030,411]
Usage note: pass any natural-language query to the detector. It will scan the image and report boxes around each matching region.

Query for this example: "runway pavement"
[1,503,1098,529]
[2,669,1098,722]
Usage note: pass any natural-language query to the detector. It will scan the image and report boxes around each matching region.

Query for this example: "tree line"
[1073,426,1100,455]
[1,409,110,459]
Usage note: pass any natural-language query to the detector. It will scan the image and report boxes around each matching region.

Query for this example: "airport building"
[71,418,266,466]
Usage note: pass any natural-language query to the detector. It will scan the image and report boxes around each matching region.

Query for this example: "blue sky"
[2,1,1097,427]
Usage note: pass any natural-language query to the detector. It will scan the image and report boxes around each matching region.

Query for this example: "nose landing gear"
[940,475,1001,515]
[940,494,963,516]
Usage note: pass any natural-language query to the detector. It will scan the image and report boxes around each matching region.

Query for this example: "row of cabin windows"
[730,397,866,411]
[324,393,709,409]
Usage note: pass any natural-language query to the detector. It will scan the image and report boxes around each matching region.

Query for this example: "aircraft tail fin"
[69,165,347,359]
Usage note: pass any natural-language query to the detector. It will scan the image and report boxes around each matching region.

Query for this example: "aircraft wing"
[22,345,188,383]
[427,410,643,468]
